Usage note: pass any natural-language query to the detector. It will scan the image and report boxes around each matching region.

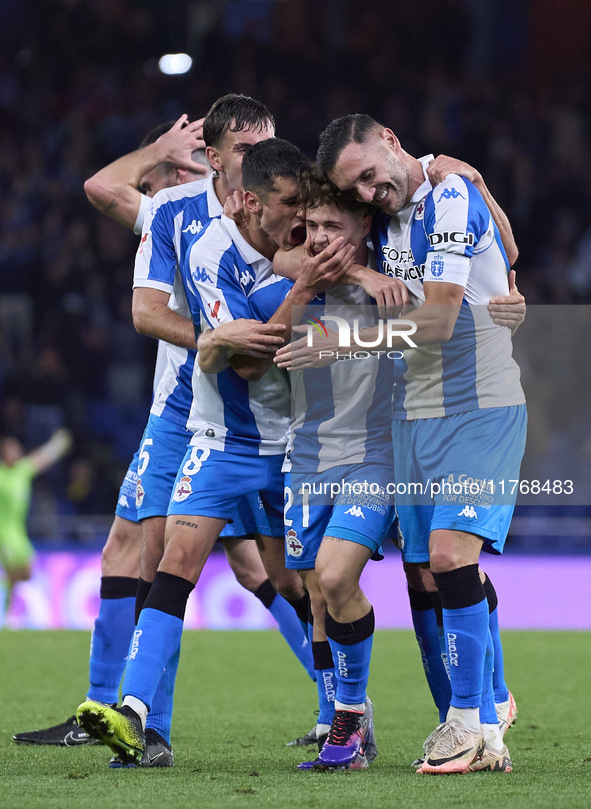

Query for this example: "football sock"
[325,606,374,707]
[122,571,194,710]
[285,591,311,637]
[479,630,498,725]
[408,587,452,723]
[312,640,336,726]
[482,574,510,703]
[447,705,481,732]
[433,565,489,711]
[429,590,452,680]
[87,576,137,705]
[145,645,180,744]
[254,579,314,679]
[135,577,152,624]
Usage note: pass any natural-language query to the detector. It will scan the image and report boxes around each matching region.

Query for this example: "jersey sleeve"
[185,238,254,330]
[248,276,293,322]
[133,193,151,235]
[133,192,177,293]
[423,175,491,288]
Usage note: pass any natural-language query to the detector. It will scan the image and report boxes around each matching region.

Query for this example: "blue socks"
[312,639,336,725]
[325,607,374,707]
[254,580,314,680]
[122,572,194,710]
[483,574,510,704]
[87,577,137,705]
[432,565,489,710]
[145,646,180,744]
[408,587,451,723]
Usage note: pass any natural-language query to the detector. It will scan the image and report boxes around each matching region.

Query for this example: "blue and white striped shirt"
[372,156,525,420]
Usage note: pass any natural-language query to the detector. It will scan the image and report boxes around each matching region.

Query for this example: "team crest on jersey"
[286,529,304,557]
[135,479,145,508]
[430,255,444,277]
[173,476,193,503]
[415,201,425,220]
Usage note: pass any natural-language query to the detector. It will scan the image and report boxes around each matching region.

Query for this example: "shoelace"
[431,722,470,757]
[327,711,361,746]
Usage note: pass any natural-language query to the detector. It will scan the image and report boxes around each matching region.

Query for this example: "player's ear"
[361,213,372,239]
[381,128,401,152]
[244,191,262,215]
[206,145,222,172]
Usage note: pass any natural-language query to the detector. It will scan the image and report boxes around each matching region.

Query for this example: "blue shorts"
[284,464,396,570]
[135,414,265,538]
[392,404,527,562]
[167,446,284,537]
[115,450,139,523]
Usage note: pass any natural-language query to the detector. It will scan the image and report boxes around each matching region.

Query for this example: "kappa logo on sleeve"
[182,219,203,235]
[458,505,478,519]
[437,188,466,201]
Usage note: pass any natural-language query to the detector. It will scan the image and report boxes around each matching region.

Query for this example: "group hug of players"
[14,93,527,775]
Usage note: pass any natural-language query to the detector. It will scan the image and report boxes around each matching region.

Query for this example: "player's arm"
[27,429,73,476]
[197,320,287,373]
[132,287,197,349]
[427,155,518,267]
[274,247,409,314]
[84,114,206,230]
[228,237,356,381]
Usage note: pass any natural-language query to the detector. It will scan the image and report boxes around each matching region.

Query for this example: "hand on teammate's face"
[298,236,355,292]
[223,190,250,229]
[157,114,208,175]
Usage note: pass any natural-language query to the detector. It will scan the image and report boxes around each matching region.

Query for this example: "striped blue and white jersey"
[133,172,222,427]
[372,156,525,420]
[184,215,291,456]
[286,245,394,474]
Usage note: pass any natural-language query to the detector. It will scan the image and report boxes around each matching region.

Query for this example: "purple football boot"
[313,710,365,770]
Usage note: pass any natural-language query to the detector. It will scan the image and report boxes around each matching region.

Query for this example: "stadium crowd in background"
[0,0,590,533]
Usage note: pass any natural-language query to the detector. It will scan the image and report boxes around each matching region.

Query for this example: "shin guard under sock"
[432,565,489,710]
[87,576,138,704]
[408,587,451,723]
[122,571,194,710]
[325,608,374,706]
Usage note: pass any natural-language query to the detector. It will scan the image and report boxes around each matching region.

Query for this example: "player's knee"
[429,545,459,573]
[230,565,263,593]
[404,561,436,592]
[317,567,351,609]
[272,570,305,602]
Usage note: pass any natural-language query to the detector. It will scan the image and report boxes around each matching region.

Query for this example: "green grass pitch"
[1,630,590,809]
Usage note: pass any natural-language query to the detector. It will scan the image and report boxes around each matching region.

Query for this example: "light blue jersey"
[184,215,291,456]
[133,173,222,428]
[372,157,525,420]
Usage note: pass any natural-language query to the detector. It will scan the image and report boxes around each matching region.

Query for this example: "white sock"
[317,723,331,737]
[122,696,148,728]
[483,722,504,750]
[335,700,365,713]
[447,705,481,732]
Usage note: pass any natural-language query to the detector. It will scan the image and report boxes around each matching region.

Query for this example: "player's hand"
[155,114,209,175]
[223,190,250,229]
[298,236,356,293]
[488,270,526,329]
[215,319,286,357]
[274,326,339,370]
[355,268,410,317]
[427,154,482,187]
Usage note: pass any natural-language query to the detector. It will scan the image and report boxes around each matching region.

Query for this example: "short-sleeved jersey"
[133,173,222,427]
[372,156,525,420]
[287,246,394,474]
[184,215,291,456]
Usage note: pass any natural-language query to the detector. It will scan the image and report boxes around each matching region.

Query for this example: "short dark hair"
[242,138,309,198]
[316,114,382,174]
[203,94,275,149]
[140,121,176,149]
[300,165,371,217]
